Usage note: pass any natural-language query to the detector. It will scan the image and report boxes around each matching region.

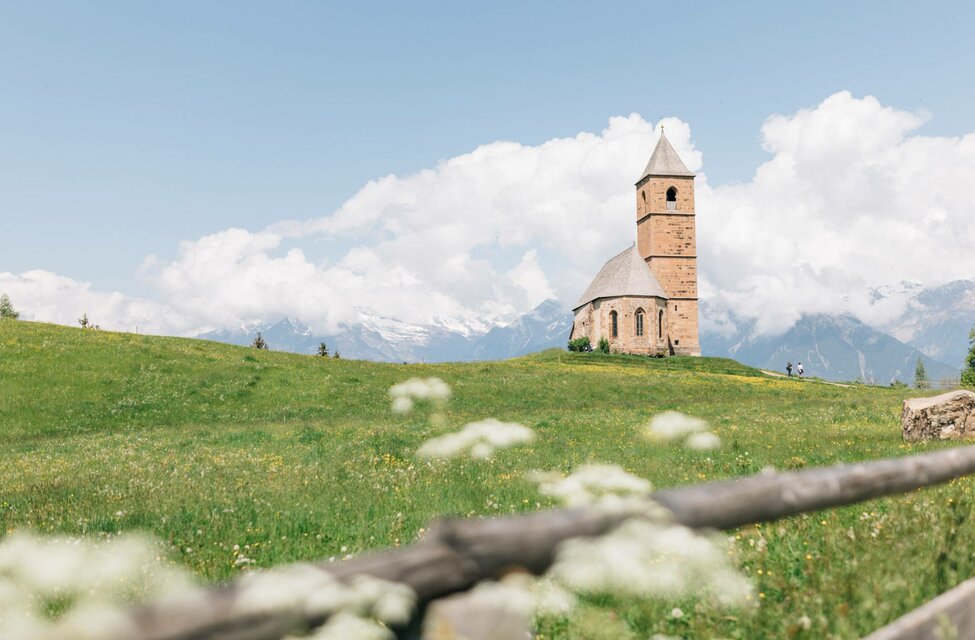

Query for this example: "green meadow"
[1,318,972,639]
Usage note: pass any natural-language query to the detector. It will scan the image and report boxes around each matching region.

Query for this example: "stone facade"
[573,296,669,355]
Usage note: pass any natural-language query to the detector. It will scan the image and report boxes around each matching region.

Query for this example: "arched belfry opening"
[666,186,677,210]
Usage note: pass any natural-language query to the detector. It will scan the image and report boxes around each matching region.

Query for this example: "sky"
[2,1,975,337]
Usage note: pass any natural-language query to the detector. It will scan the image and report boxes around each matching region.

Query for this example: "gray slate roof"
[636,129,694,183]
[574,246,668,310]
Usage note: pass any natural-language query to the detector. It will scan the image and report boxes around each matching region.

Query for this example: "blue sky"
[2,1,975,335]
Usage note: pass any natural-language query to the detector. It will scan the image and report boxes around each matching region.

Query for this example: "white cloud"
[698,91,975,335]
[137,115,699,334]
[8,92,974,340]
[0,270,187,335]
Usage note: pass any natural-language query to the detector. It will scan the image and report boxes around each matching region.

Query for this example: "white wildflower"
[235,564,416,628]
[299,611,393,640]
[685,431,721,451]
[670,606,684,619]
[417,419,534,459]
[645,411,708,442]
[388,377,451,403]
[528,464,651,507]
[0,532,195,640]
[390,396,413,414]
[797,614,812,630]
[549,519,752,607]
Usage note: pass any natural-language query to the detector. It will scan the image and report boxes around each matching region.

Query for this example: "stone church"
[570,129,701,356]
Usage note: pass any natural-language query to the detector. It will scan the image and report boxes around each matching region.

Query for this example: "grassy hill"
[1,319,973,638]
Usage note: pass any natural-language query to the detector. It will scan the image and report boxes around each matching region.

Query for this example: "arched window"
[658,309,664,339]
[610,310,618,338]
[666,186,677,210]
[635,308,644,337]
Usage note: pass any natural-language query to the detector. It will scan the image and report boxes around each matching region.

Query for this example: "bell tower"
[635,127,700,356]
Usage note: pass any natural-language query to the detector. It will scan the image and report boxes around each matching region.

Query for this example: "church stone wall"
[572,296,668,356]
[647,257,697,299]
[636,176,695,217]
[667,299,701,356]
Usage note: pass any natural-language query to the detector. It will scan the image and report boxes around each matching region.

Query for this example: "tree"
[333,350,340,359]
[963,326,975,388]
[317,342,329,357]
[914,357,929,389]
[251,332,269,350]
[0,294,19,319]
[79,313,90,329]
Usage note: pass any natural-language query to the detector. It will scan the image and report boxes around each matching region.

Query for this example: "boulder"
[902,390,975,441]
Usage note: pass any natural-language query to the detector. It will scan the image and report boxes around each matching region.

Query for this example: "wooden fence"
[77,445,975,639]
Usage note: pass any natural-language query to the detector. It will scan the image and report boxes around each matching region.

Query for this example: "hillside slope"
[1,319,972,639]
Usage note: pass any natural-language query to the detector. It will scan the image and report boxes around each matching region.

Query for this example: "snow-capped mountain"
[879,279,975,367]
[198,299,573,363]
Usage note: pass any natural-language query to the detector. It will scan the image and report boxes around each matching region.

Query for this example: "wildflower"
[645,411,708,442]
[389,377,451,404]
[685,431,721,451]
[549,519,752,607]
[416,419,533,460]
[295,611,393,640]
[390,397,413,414]
[670,607,684,619]
[528,464,651,507]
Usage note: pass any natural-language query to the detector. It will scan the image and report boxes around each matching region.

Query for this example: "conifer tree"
[914,357,929,389]
[251,331,269,350]
[78,313,90,329]
[963,326,975,388]
[333,350,340,359]
[317,342,329,357]
[0,294,19,319]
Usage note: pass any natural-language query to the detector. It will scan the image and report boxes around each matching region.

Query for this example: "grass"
[1,318,972,638]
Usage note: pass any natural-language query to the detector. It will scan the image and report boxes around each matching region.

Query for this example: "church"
[570,129,701,356]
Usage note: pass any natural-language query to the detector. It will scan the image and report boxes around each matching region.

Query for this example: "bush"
[567,337,591,352]
[0,294,19,319]
[598,337,610,354]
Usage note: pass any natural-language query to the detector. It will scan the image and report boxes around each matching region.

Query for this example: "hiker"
[797,362,804,378]
[786,361,793,377]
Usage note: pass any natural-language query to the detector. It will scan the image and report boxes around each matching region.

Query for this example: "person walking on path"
[786,361,793,377]
[797,362,804,379]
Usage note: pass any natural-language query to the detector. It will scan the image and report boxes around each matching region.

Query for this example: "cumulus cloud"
[0,270,189,335]
[698,91,975,335]
[8,92,974,338]
[137,115,698,334]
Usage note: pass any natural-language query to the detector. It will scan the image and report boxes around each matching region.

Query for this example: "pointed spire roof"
[636,128,694,183]
[574,246,668,310]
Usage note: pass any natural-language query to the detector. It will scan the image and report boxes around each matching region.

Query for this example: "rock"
[902,390,975,441]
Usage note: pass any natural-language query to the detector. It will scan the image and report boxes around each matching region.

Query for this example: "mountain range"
[199,299,573,364]
[198,280,974,385]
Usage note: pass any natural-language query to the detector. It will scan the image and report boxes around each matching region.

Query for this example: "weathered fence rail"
[109,444,975,640]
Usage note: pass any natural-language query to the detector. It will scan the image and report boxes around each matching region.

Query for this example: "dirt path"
[759,369,853,388]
